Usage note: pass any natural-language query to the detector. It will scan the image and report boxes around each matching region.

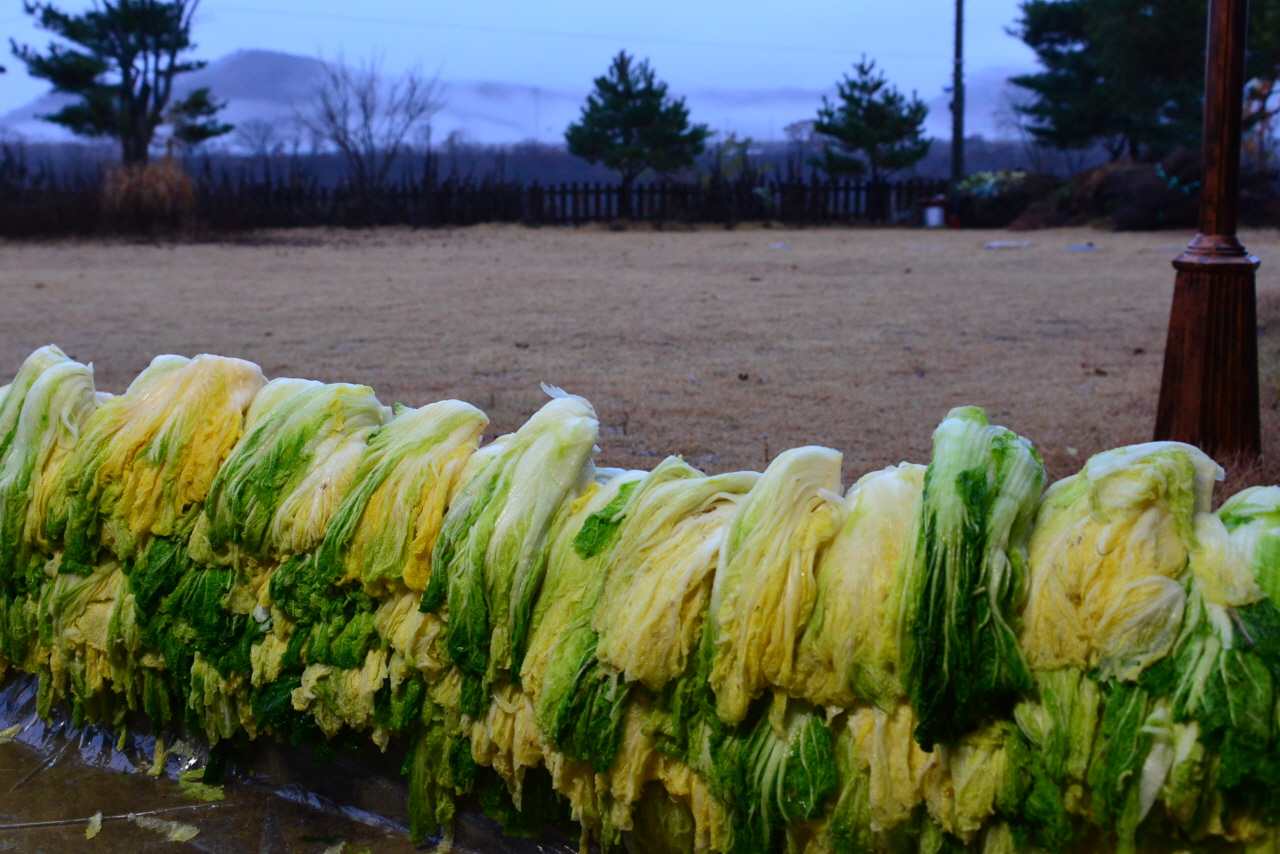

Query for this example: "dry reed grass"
[101,157,195,233]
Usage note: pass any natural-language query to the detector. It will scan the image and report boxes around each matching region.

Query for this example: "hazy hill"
[2,48,1025,147]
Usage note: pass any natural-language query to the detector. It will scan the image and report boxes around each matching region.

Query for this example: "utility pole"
[1154,0,1259,458]
[950,0,965,214]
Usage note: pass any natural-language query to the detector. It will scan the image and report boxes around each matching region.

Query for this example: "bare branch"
[297,52,445,192]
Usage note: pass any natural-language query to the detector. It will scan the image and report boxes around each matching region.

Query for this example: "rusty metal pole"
[1154,0,1260,458]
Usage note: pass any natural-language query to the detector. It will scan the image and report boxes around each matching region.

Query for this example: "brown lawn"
[4,223,1280,492]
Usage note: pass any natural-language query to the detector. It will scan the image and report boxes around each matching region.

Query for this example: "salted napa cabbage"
[1186,512,1264,608]
[51,354,266,571]
[0,358,102,584]
[793,463,924,709]
[421,387,600,687]
[0,345,71,461]
[894,406,1043,749]
[42,560,126,722]
[1013,668,1101,796]
[315,400,487,593]
[1022,441,1223,682]
[1219,486,1280,601]
[920,722,1017,842]
[521,468,645,750]
[290,647,390,737]
[707,446,843,724]
[842,703,933,833]
[594,457,759,692]
[375,590,448,676]
[702,699,838,854]
[202,378,390,562]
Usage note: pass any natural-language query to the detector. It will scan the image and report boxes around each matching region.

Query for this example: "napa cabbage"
[51,354,266,571]
[793,463,924,709]
[895,406,1043,749]
[594,456,759,692]
[521,468,645,763]
[1219,485,1280,601]
[42,560,126,725]
[201,378,390,563]
[0,345,71,461]
[707,446,844,724]
[314,399,486,594]
[1022,441,1222,682]
[420,387,599,688]
[0,357,102,588]
[699,699,838,854]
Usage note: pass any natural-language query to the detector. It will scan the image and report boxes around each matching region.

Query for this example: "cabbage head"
[521,467,646,767]
[793,463,923,710]
[1022,441,1222,682]
[0,356,102,587]
[314,399,487,594]
[707,446,843,724]
[594,456,759,692]
[1219,485,1280,602]
[895,406,1043,749]
[51,354,266,571]
[421,387,599,689]
[201,378,390,563]
[0,345,71,461]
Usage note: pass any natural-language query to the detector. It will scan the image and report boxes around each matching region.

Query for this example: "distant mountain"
[0,48,1027,147]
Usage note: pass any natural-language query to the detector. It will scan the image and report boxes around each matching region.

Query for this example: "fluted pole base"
[1154,240,1260,458]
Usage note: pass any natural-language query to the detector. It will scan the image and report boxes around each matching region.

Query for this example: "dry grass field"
[4,223,1280,491]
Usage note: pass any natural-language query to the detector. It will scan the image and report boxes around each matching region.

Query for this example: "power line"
[213,4,956,61]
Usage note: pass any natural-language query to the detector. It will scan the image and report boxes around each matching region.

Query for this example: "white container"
[924,204,945,228]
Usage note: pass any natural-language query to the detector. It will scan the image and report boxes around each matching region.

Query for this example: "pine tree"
[10,0,232,165]
[812,57,930,184]
[566,51,709,217]
[1009,0,1280,161]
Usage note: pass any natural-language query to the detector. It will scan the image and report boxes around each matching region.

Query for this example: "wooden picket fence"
[191,174,949,231]
[0,144,950,236]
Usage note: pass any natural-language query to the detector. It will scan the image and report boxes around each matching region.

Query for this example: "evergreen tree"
[1010,0,1280,160]
[566,51,709,216]
[11,0,232,165]
[812,57,930,183]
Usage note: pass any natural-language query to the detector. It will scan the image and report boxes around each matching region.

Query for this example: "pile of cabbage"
[2,345,1280,854]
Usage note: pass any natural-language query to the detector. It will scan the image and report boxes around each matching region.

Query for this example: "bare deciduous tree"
[234,117,284,178]
[298,53,445,193]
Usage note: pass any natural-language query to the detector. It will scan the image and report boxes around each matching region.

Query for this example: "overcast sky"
[2,0,1039,138]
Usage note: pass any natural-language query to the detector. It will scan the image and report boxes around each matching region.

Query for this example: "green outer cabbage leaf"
[313,399,487,593]
[895,406,1044,749]
[421,388,599,688]
[202,378,390,562]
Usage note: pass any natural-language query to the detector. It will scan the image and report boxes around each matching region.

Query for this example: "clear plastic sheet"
[0,674,577,853]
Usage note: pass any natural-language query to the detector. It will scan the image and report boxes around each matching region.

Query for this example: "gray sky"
[2,0,1039,141]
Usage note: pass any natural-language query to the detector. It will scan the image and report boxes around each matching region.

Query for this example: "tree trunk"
[121,131,150,167]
